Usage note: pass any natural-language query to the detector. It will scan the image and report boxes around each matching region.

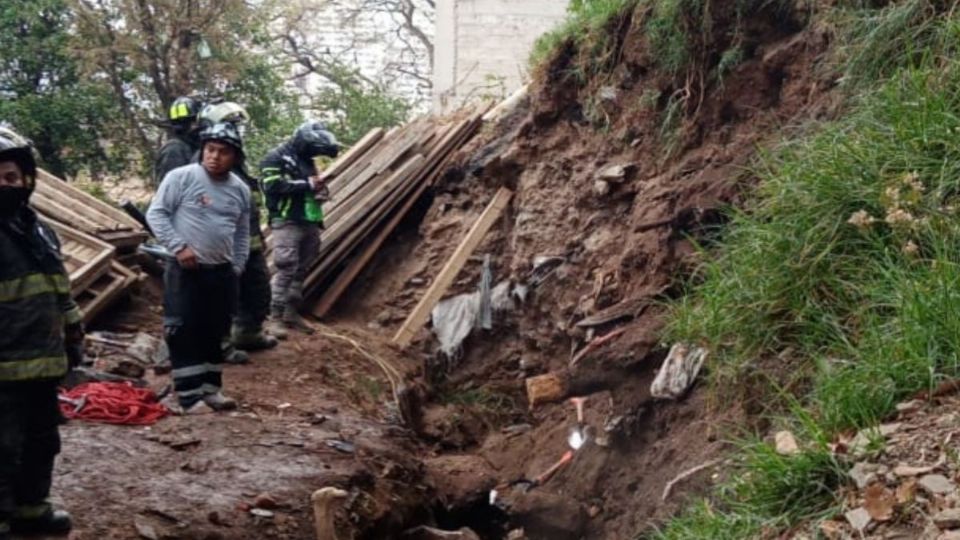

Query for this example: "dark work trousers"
[163,261,237,407]
[0,382,62,531]
[235,248,271,334]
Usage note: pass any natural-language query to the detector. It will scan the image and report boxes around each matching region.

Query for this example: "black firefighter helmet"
[292,121,339,160]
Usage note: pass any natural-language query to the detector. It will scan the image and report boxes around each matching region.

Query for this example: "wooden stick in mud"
[661,459,723,501]
[393,187,513,347]
[311,487,349,540]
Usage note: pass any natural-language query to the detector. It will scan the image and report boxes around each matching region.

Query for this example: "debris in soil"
[775,430,800,455]
[789,396,960,538]
[402,525,482,540]
[650,343,708,400]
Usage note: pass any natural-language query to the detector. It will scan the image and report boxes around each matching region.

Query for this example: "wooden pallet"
[34,169,148,249]
[42,218,116,298]
[76,262,138,324]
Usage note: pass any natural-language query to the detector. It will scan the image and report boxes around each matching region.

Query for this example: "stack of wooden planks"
[263,109,486,318]
[32,170,147,323]
[33,170,148,249]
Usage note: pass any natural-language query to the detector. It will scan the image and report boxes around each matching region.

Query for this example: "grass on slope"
[652,6,960,538]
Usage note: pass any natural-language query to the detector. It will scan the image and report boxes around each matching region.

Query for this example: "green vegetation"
[438,387,520,428]
[0,0,413,180]
[529,0,638,71]
[648,3,960,537]
[528,0,960,537]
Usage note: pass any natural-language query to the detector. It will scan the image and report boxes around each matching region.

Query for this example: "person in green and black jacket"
[0,125,81,540]
[260,121,339,335]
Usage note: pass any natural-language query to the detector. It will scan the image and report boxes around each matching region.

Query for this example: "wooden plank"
[43,219,116,297]
[310,116,484,317]
[302,155,427,295]
[311,169,432,317]
[392,187,513,346]
[77,266,127,324]
[31,192,104,234]
[483,84,529,123]
[327,129,402,199]
[319,128,384,185]
[327,123,425,210]
[36,169,140,230]
[311,117,483,317]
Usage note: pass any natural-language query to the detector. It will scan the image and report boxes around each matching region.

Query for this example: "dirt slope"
[335,3,844,538]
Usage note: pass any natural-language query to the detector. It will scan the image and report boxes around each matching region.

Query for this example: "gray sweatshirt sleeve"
[232,184,251,274]
[147,172,187,254]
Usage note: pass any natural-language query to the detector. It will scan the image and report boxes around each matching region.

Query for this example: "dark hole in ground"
[431,495,511,540]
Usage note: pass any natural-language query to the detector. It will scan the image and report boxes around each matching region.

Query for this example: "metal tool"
[58,394,88,414]
[568,396,588,450]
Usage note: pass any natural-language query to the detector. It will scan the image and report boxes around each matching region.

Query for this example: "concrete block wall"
[433,0,570,112]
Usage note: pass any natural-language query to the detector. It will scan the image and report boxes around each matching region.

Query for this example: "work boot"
[232,326,279,351]
[222,341,250,365]
[266,307,289,340]
[283,308,315,335]
[11,506,72,536]
[203,392,238,411]
[160,394,213,415]
[225,348,250,365]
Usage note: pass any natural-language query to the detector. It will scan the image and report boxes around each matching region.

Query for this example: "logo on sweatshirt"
[196,193,212,207]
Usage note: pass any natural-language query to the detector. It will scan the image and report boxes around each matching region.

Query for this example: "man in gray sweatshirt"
[147,122,251,413]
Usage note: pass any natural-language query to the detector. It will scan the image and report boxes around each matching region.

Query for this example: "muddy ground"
[52,289,432,540]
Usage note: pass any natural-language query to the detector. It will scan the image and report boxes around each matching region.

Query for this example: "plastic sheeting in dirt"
[431,281,513,357]
[650,343,708,400]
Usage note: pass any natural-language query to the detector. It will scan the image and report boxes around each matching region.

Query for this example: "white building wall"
[433,0,570,112]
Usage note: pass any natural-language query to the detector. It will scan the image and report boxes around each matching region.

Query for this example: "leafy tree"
[0,0,118,177]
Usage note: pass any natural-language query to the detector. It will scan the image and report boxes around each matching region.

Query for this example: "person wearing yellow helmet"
[152,96,203,189]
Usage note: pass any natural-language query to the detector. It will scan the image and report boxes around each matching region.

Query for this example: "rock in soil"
[254,492,279,509]
[845,507,873,532]
[919,474,956,496]
[774,430,799,455]
[934,508,960,529]
[849,462,881,490]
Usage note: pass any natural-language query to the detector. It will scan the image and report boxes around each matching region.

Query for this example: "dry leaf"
[819,519,846,540]
[896,479,917,504]
[864,483,895,521]
[893,464,935,477]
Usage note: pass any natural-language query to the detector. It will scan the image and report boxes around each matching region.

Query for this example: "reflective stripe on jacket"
[260,143,324,225]
[0,210,79,383]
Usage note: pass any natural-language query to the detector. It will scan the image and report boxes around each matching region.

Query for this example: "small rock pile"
[794,396,960,539]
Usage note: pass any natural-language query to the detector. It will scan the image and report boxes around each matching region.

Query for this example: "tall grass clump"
[832,0,960,87]
[667,61,960,429]
[650,435,845,539]
[529,0,638,69]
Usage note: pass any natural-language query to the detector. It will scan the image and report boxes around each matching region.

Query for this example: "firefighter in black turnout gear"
[261,121,340,336]
[0,126,80,539]
[196,102,279,350]
[152,96,203,188]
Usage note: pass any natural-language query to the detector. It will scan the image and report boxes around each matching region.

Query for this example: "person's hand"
[309,175,327,192]
[176,246,198,269]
